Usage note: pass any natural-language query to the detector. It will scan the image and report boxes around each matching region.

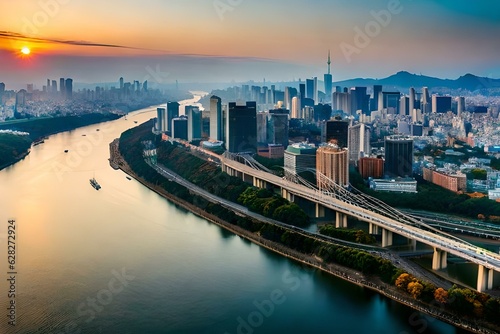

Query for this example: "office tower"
[382,91,401,114]
[384,136,414,178]
[400,96,409,116]
[421,87,430,113]
[409,87,415,115]
[457,97,465,116]
[291,96,301,119]
[299,83,306,102]
[59,78,65,96]
[156,107,166,132]
[256,112,267,144]
[359,157,384,179]
[0,82,5,93]
[284,143,317,177]
[270,85,276,104]
[284,87,291,110]
[15,90,27,112]
[348,123,371,164]
[432,95,452,113]
[51,80,57,93]
[316,143,349,188]
[210,95,223,141]
[226,101,257,153]
[65,78,73,99]
[267,111,289,148]
[306,79,314,101]
[167,102,180,134]
[119,77,124,90]
[371,85,382,111]
[332,92,350,114]
[185,106,202,141]
[324,51,333,103]
[143,80,148,92]
[322,119,349,147]
[172,117,188,141]
[47,79,51,92]
[313,77,318,103]
[350,87,369,115]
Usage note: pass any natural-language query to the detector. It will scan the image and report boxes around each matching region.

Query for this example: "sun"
[21,47,31,55]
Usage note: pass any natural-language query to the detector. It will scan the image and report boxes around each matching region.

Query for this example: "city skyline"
[1,0,500,88]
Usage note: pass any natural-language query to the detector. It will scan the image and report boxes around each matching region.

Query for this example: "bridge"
[220,152,500,292]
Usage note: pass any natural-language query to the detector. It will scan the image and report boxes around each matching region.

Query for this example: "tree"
[434,288,448,304]
[395,273,413,290]
[407,281,424,299]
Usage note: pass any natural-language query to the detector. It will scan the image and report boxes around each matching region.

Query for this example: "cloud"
[0,30,161,51]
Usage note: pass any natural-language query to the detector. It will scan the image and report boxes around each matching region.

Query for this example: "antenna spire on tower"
[327,50,331,75]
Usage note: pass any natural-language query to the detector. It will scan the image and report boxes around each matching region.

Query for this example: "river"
[0,93,466,333]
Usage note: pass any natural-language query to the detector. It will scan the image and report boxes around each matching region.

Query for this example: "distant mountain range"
[333,71,500,92]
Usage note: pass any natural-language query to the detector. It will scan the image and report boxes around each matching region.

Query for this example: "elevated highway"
[221,153,500,292]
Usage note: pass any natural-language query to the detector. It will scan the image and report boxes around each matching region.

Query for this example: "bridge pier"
[381,229,393,247]
[408,238,417,251]
[432,248,448,270]
[315,203,325,218]
[335,211,347,228]
[369,223,380,235]
[477,266,494,292]
[253,177,267,189]
[281,188,294,203]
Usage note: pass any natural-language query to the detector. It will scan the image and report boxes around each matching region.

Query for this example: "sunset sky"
[1,0,499,88]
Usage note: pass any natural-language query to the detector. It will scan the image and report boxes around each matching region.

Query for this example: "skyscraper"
[316,143,349,188]
[185,106,202,141]
[226,101,257,153]
[59,78,65,97]
[371,85,382,111]
[409,87,415,115]
[324,50,333,103]
[167,102,180,133]
[267,111,289,148]
[382,91,401,114]
[421,87,430,113]
[313,77,318,103]
[432,95,452,113]
[348,123,371,164]
[457,96,465,116]
[172,117,188,141]
[156,107,166,132]
[51,80,57,93]
[291,96,301,119]
[323,119,349,147]
[384,136,414,178]
[306,79,314,100]
[210,95,223,142]
[350,87,369,115]
[65,78,73,99]
[119,77,124,91]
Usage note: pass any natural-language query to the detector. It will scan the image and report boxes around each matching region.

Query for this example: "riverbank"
[0,113,122,171]
[109,139,497,334]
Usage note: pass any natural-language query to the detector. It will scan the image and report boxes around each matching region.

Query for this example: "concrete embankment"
[108,139,496,334]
